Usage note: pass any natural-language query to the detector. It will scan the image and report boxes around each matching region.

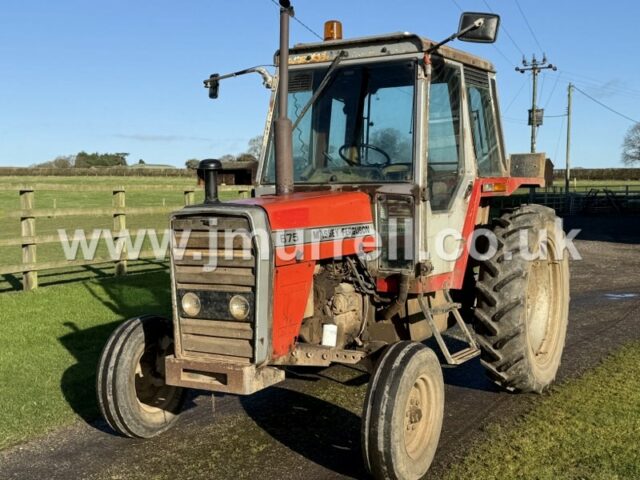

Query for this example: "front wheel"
[96,315,186,438]
[362,341,444,480]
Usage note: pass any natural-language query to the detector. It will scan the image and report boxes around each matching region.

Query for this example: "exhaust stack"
[274,0,294,196]
[197,159,222,204]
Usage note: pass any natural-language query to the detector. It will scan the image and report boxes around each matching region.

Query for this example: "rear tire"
[96,315,186,438]
[362,341,444,480]
[474,205,570,393]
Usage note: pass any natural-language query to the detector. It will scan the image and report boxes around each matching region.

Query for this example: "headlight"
[229,295,250,320]
[377,194,414,271]
[181,292,201,317]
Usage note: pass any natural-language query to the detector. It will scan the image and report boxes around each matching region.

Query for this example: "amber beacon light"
[324,20,343,41]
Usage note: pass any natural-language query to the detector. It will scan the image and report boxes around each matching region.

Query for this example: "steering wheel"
[338,143,392,167]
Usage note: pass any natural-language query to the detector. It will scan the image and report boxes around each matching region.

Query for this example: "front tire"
[96,315,186,438]
[362,341,444,480]
[474,204,570,393]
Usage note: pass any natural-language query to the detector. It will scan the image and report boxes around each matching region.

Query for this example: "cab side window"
[428,62,463,211]
[465,68,503,177]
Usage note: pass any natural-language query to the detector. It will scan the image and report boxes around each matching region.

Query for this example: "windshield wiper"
[291,50,347,131]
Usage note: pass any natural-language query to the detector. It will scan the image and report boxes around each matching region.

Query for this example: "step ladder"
[417,290,480,366]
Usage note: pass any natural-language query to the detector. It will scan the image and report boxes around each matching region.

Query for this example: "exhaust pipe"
[274,0,294,196]
[197,159,222,203]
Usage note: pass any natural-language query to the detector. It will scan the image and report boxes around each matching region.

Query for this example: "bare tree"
[32,154,75,168]
[622,123,640,166]
[246,135,263,159]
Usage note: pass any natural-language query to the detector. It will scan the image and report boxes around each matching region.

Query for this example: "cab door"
[421,59,476,284]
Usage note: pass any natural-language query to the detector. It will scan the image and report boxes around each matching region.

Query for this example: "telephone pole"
[516,55,557,153]
[565,83,573,196]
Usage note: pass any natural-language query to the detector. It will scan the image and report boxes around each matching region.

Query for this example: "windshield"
[262,60,416,184]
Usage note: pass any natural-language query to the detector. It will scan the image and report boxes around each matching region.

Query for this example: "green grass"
[0,176,246,290]
[445,342,640,480]
[0,271,172,450]
[1,268,640,480]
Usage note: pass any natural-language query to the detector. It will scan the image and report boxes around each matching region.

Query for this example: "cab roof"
[282,32,495,72]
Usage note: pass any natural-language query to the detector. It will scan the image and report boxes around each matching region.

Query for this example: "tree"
[370,128,412,163]
[32,155,75,168]
[138,159,146,165]
[247,135,263,159]
[622,123,640,166]
[75,151,128,168]
[236,153,257,163]
[185,159,200,169]
[219,154,236,162]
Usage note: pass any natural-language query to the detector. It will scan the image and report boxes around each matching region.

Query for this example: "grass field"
[0,270,173,450]
[445,343,640,479]
[0,176,248,291]
[1,270,639,480]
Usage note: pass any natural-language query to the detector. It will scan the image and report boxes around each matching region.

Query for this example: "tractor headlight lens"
[229,295,250,320]
[377,194,414,271]
[181,292,201,317]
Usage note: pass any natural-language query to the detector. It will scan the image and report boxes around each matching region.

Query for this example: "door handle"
[464,181,474,200]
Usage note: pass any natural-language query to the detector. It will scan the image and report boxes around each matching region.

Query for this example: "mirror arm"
[203,66,275,90]
[426,18,484,54]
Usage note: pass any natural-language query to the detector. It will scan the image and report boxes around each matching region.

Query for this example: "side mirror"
[208,74,220,99]
[458,12,500,44]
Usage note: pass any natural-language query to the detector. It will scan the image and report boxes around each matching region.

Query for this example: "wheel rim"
[403,375,437,460]
[132,339,178,414]
[525,238,563,370]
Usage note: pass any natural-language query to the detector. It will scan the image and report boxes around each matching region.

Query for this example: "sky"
[2,0,640,169]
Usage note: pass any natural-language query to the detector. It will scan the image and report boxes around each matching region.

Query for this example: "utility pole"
[565,83,573,196]
[516,54,557,153]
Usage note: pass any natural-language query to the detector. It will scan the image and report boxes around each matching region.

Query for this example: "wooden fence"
[0,183,252,291]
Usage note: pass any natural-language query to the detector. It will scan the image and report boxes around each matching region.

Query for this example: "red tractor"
[97,4,569,479]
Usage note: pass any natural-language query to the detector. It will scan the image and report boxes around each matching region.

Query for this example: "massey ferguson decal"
[273,222,375,247]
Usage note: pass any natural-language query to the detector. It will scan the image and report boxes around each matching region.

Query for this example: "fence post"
[626,185,630,206]
[113,187,127,276]
[20,187,37,291]
[184,189,195,206]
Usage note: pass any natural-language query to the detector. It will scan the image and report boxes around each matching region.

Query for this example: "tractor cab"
[253,26,533,285]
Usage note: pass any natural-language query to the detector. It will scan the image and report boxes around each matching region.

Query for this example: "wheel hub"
[403,377,432,460]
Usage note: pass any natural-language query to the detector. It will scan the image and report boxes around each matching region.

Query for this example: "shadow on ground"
[565,214,640,244]
[241,386,368,479]
[57,270,175,430]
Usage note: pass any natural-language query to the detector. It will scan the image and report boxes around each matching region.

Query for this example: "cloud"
[112,133,211,143]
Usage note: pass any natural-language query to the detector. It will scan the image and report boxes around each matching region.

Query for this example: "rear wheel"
[474,205,570,393]
[96,315,186,438]
[362,341,444,480]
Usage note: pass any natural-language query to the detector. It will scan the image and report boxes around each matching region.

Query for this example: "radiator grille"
[172,215,255,362]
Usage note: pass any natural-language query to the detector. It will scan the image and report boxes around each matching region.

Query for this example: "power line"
[553,115,566,161]
[559,69,640,96]
[573,85,640,124]
[514,0,545,53]
[450,0,516,66]
[504,77,529,113]
[543,71,562,108]
[538,71,547,104]
[268,0,323,41]
[559,74,640,101]
[481,0,526,57]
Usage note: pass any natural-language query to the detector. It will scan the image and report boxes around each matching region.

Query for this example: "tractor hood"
[233,191,377,267]
[235,191,374,231]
